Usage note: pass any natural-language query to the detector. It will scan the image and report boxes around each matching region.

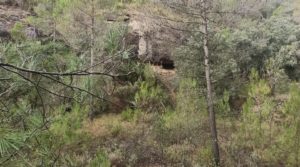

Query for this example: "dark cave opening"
[160,58,175,70]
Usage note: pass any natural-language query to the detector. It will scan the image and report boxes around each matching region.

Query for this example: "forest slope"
[1,0,300,167]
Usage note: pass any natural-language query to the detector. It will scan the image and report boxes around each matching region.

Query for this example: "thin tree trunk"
[90,1,95,69]
[51,0,56,54]
[203,8,221,166]
[89,0,95,105]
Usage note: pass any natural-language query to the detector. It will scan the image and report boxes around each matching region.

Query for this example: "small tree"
[158,0,286,165]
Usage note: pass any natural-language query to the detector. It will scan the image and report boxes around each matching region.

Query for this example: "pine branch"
[0,63,134,78]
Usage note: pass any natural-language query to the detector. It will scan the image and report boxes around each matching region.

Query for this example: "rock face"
[105,10,184,68]
[0,5,30,39]
[126,10,185,68]
[0,0,24,7]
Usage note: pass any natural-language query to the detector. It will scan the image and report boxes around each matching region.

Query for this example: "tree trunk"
[51,0,56,54]
[89,0,95,105]
[90,1,95,69]
[203,9,221,167]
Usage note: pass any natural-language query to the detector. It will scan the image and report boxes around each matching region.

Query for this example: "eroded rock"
[127,10,185,67]
[0,28,10,38]
[0,4,30,39]
[0,0,24,7]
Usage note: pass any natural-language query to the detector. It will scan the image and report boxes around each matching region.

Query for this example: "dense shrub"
[50,104,89,144]
[134,81,167,112]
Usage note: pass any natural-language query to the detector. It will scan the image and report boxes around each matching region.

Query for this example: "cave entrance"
[160,58,175,70]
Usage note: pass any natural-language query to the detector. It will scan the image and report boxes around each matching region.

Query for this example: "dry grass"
[293,0,300,23]
[83,114,134,138]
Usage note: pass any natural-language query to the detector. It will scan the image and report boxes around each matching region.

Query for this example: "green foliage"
[216,90,231,116]
[164,141,194,164]
[281,84,300,166]
[227,70,277,165]
[248,69,271,98]
[0,40,81,113]
[157,110,205,144]
[2,40,79,71]
[105,24,127,56]
[110,124,123,137]
[2,0,300,166]
[242,69,273,137]
[134,81,167,112]
[143,64,156,84]
[50,104,89,144]
[229,16,300,77]
[10,22,26,41]
[121,108,141,121]
[174,44,203,82]
[89,150,111,167]
[103,24,143,84]
[154,78,207,145]
[265,57,290,94]
[130,64,170,112]
[284,84,300,115]
[0,129,27,157]
[196,146,214,167]
[176,10,300,95]
[176,78,206,113]
[0,99,50,166]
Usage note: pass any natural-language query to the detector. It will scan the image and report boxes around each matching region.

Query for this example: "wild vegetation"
[1,0,300,166]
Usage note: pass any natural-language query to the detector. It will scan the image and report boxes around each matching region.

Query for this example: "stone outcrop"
[0,0,24,7]
[127,10,185,68]
[0,5,30,39]
[1,3,184,69]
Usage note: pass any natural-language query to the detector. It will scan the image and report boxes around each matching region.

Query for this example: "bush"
[104,24,127,56]
[226,69,278,166]
[154,78,207,146]
[143,64,156,85]
[216,90,231,117]
[10,22,26,41]
[134,81,167,112]
[176,78,206,113]
[50,104,89,144]
[156,110,206,145]
[121,108,141,122]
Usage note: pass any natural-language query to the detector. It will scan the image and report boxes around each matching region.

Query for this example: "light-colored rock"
[127,10,185,65]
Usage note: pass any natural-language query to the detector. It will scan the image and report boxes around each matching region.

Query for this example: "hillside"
[1,0,300,167]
